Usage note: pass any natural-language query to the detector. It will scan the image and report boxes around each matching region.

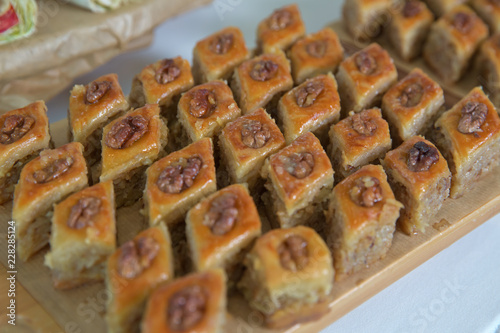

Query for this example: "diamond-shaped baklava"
[261,132,334,234]
[471,0,500,35]
[423,5,489,83]
[382,136,451,235]
[381,68,445,145]
[278,73,341,145]
[476,34,500,109]
[106,224,174,333]
[423,0,469,16]
[231,52,293,115]
[69,73,129,166]
[0,101,51,204]
[45,180,116,289]
[432,87,500,198]
[238,226,334,329]
[100,104,168,207]
[218,108,285,192]
[141,269,226,333]
[192,26,250,84]
[13,142,88,261]
[328,108,391,181]
[337,43,398,115]
[343,0,392,41]
[186,184,261,286]
[326,164,402,281]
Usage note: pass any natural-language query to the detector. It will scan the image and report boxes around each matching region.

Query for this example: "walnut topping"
[155,59,181,85]
[350,176,383,207]
[355,51,377,75]
[209,33,234,54]
[67,197,102,229]
[268,9,292,31]
[400,83,424,107]
[285,152,315,179]
[0,115,35,144]
[306,40,327,58]
[168,285,207,331]
[105,115,149,149]
[295,81,324,107]
[241,120,271,148]
[85,80,112,104]
[249,60,278,82]
[457,101,488,134]
[117,236,159,279]
[203,193,238,236]
[351,112,377,136]
[407,141,439,172]
[452,12,473,34]
[156,157,202,194]
[278,235,308,272]
[32,157,73,184]
[402,0,422,17]
[189,89,217,118]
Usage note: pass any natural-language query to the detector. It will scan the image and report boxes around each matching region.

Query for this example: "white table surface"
[45,1,500,332]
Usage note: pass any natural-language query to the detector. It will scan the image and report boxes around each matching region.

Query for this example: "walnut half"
[452,12,473,34]
[189,89,217,118]
[155,59,181,85]
[117,236,159,279]
[210,33,234,54]
[241,120,271,149]
[250,60,278,82]
[105,115,149,149]
[278,235,309,272]
[351,112,377,136]
[67,197,102,229]
[350,176,383,207]
[156,157,202,194]
[203,193,238,236]
[355,51,377,75]
[457,101,487,134]
[32,157,74,184]
[402,1,422,17]
[268,9,292,31]
[306,40,327,58]
[85,80,112,105]
[0,114,35,144]
[407,141,439,172]
[285,152,315,179]
[168,285,207,331]
[400,83,424,108]
[295,81,324,107]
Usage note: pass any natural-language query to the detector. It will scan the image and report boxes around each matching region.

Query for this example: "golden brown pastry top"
[187,184,261,271]
[479,34,500,68]
[0,101,51,176]
[135,57,194,106]
[69,73,129,142]
[100,104,167,182]
[437,5,488,49]
[392,0,434,29]
[145,138,216,226]
[435,87,500,159]
[141,269,226,333]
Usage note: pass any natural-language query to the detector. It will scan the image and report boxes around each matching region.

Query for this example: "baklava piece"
[186,184,261,286]
[288,27,344,84]
[278,73,341,145]
[69,73,129,166]
[231,52,293,115]
[343,0,392,41]
[141,269,226,333]
[423,5,489,83]
[423,0,469,16]
[218,108,285,193]
[328,108,391,181]
[100,104,168,208]
[256,4,306,54]
[261,132,334,234]
[192,26,250,84]
[470,0,500,35]
[326,164,402,281]
[382,136,451,235]
[106,224,174,333]
[0,101,51,204]
[431,87,500,198]
[45,180,116,289]
[337,43,398,115]
[177,80,240,148]
[13,142,88,261]
[387,0,434,61]
[476,34,500,109]
[238,226,334,329]
[381,68,445,145]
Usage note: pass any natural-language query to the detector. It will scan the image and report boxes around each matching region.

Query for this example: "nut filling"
[85,80,112,104]
[168,285,207,331]
[402,1,422,17]
[285,152,315,179]
[278,235,309,272]
[355,51,377,75]
[457,101,488,134]
[306,40,327,58]
[295,81,324,107]
[407,141,439,172]
[117,236,159,279]
[189,89,217,118]
[32,157,74,184]
[67,197,102,229]
[210,33,234,54]
[351,113,377,136]
[350,176,383,207]
[155,59,181,85]
[453,12,473,34]
[241,120,271,148]
[156,157,203,194]
[400,83,424,107]
[0,115,35,144]
[268,9,292,31]
[203,193,238,236]
[249,60,278,82]
[105,115,149,149]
